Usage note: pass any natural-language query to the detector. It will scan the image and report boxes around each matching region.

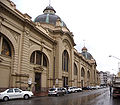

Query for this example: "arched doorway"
[30,50,48,92]
[35,72,41,92]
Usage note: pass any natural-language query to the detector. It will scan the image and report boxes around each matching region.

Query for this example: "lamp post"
[109,55,120,61]
[109,55,120,73]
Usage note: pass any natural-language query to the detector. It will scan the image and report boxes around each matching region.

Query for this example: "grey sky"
[11,0,120,74]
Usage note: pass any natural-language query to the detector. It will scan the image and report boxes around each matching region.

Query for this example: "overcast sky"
[11,0,120,74]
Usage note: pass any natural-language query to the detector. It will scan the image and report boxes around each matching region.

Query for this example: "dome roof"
[81,46,93,60]
[82,46,87,52]
[81,52,93,60]
[34,5,66,27]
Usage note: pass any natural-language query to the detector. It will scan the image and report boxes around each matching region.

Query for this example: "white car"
[0,88,33,101]
[60,87,67,94]
[68,87,74,93]
[72,87,82,92]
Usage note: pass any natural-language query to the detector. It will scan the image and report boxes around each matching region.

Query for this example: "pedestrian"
[109,85,112,95]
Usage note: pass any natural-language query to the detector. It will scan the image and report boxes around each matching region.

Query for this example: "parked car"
[0,88,33,101]
[72,87,82,92]
[95,85,101,89]
[60,87,67,94]
[68,87,74,93]
[91,86,97,90]
[82,87,91,90]
[48,88,64,96]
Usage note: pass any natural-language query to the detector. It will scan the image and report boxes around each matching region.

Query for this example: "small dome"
[34,5,66,27]
[43,5,56,13]
[82,46,87,52]
[81,46,93,60]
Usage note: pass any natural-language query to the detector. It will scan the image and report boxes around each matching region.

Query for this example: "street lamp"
[109,55,120,72]
[109,55,120,61]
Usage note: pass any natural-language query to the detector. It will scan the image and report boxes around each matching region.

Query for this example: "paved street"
[0,88,120,105]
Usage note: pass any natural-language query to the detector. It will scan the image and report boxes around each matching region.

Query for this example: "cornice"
[0,1,56,44]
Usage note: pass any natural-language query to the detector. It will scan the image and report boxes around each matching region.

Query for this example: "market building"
[0,0,100,94]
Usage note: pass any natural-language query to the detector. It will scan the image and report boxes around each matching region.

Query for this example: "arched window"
[87,71,90,79]
[74,63,77,75]
[30,51,48,67]
[0,35,11,57]
[62,50,69,72]
[81,68,85,77]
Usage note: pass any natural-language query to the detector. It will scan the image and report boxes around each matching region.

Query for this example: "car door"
[58,88,62,95]
[14,88,23,99]
[6,89,15,99]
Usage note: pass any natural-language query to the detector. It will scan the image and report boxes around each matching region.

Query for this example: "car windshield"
[7,88,13,93]
[14,88,21,92]
[49,88,56,91]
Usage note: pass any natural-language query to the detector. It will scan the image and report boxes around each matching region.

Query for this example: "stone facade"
[0,0,100,93]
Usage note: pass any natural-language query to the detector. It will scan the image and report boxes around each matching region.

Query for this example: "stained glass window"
[1,37,11,57]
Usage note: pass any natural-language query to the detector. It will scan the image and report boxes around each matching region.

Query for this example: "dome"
[81,46,93,60]
[82,46,87,52]
[34,5,66,27]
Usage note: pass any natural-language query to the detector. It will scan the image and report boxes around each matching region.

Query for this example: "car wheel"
[3,96,9,101]
[56,94,59,96]
[24,94,29,100]
[48,94,51,96]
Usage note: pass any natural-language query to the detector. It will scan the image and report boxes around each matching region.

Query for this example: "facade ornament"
[25,29,29,35]
[0,16,4,32]
[0,57,4,62]
[33,65,44,72]
[0,21,2,31]
[8,29,19,42]
[56,18,61,27]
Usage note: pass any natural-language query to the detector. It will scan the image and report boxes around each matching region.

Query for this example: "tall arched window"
[0,35,11,57]
[87,71,90,79]
[81,68,85,77]
[30,51,48,67]
[62,50,69,72]
[74,63,77,75]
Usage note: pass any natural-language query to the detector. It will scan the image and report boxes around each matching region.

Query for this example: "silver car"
[48,88,64,96]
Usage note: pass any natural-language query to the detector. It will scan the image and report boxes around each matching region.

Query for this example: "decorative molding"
[0,20,2,31]
[69,80,74,82]
[0,16,5,32]
[33,65,44,72]
[12,73,29,77]
[24,29,30,35]
[29,40,36,47]
[5,27,20,42]
[0,57,4,62]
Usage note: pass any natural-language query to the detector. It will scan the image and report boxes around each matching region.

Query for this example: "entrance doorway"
[63,76,68,87]
[81,80,84,88]
[35,73,41,92]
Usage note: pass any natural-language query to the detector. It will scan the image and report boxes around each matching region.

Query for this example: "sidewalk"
[33,92,48,97]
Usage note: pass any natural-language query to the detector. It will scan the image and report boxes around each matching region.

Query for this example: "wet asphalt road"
[0,88,120,105]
